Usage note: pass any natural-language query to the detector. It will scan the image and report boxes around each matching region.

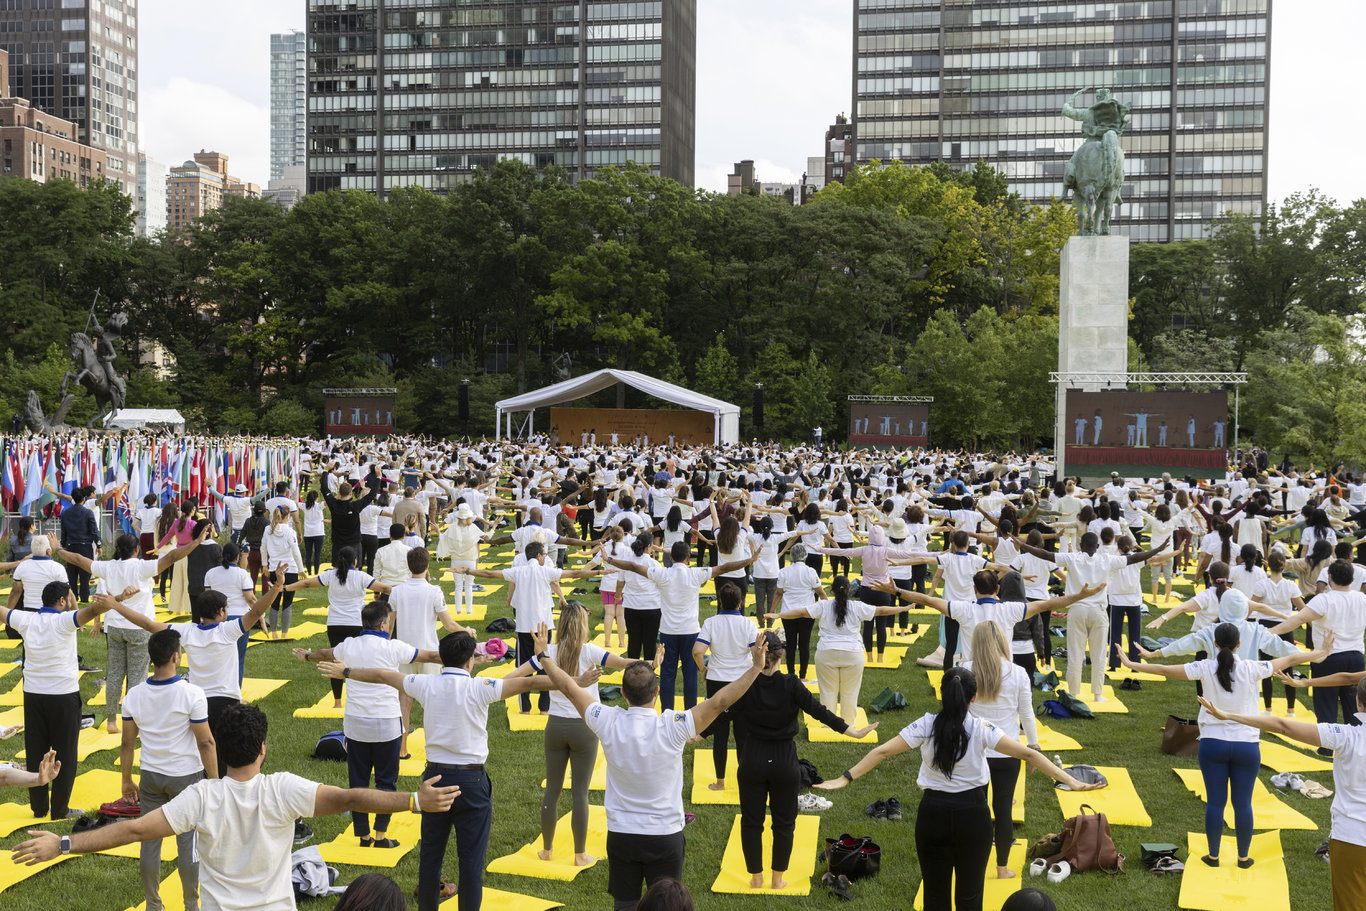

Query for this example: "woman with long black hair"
[816,667,1099,911]
[615,530,663,659]
[286,546,391,708]
[735,630,876,890]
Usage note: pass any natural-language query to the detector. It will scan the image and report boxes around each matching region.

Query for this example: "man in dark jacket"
[59,486,101,603]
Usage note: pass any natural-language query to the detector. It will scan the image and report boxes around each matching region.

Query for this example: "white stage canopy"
[103,409,187,433]
[494,369,740,445]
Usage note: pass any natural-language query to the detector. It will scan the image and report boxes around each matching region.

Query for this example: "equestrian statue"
[1062,87,1130,236]
[25,308,128,432]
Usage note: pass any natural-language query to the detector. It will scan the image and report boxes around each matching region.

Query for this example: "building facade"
[825,114,854,188]
[852,0,1271,242]
[1,49,108,187]
[0,0,138,194]
[271,31,308,182]
[166,151,260,232]
[136,152,167,236]
[305,0,697,196]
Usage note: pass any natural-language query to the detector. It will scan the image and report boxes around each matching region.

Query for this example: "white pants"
[1065,604,1108,698]
[452,558,476,612]
[816,649,865,725]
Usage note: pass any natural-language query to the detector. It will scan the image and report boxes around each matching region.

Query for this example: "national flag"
[1,441,20,511]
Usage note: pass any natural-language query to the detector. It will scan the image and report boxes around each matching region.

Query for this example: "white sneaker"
[1047,861,1071,883]
[1028,858,1048,877]
[797,793,833,811]
[1092,695,1108,703]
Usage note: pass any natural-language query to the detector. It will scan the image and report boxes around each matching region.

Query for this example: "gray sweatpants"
[752,577,778,627]
[139,768,202,911]
[106,626,151,716]
[542,714,599,855]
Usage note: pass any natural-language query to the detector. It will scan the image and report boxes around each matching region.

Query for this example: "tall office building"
[306,0,696,196]
[852,0,1270,242]
[0,0,139,194]
[136,152,167,237]
[271,31,308,182]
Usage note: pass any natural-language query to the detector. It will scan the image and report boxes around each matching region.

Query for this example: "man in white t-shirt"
[263,481,302,538]
[317,631,564,911]
[537,629,768,911]
[1,580,125,819]
[120,628,217,911]
[13,702,459,911]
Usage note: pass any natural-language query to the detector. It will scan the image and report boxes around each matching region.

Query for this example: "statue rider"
[1062,87,1131,206]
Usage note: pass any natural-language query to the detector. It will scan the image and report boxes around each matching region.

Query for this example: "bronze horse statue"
[1062,88,1130,236]
[61,331,126,427]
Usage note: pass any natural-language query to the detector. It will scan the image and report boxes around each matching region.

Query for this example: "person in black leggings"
[773,545,824,680]
[815,668,1098,911]
[736,631,875,889]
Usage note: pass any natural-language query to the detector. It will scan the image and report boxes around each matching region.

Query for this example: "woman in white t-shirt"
[286,546,390,708]
[506,603,646,868]
[358,492,389,575]
[1255,551,1308,714]
[300,491,328,576]
[825,500,857,577]
[1142,503,1183,602]
[766,576,901,724]
[794,503,829,575]
[132,494,163,560]
[204,543,258,683]
[1227,544,1268,599]
[814,667,1097,909]
[964,623,1040,881]
[714,517,754,610]
[1118,624,1330,868]
[749,516,799,629]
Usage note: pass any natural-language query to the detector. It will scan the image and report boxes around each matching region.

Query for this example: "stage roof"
[495,369,740,444]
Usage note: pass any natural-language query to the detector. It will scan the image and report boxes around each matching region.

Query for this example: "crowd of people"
[1,433,1363,911]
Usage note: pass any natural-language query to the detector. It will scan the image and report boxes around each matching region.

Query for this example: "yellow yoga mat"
[1258,740,1333,773]
[303,606,329,618]
[710,813,821,895]
[1172,768,1316,832]
[444,888,562,911]
[887,626,931,646]
[89,677,287,709]
[864,647,908,670]
[506,699,551,732]
[292,692,345,719]
[0,705,22,727]
[1058,686,1128,714]
[0,638,20,649]
[987,765,1027,824]
[1030,722,1083,752]
[691,749,739,805]
[0,768,124,836]
[398,729,428,778]
[1107,665,1167,683]
[317,809,422,867]
[120,870,186,910]
[0,662,16,679]
[0,854,71,896]
[16,727,121,762]
[475,660,521,679]
[0,682,27,707]
[449,603,488,621]
[1177,830,1289,911]
[486,804,607,881]
[246,620,328,645]
[1264,700,1306,720]
[807,708,878,744]
[540,747,607,791]
[913,838,1026,910]
[1055,766,1151,826]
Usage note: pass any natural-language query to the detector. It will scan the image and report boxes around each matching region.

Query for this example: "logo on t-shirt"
[482,679,496,687]
[673,712,687,723]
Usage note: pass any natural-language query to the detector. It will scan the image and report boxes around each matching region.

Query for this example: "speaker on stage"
[459,379,470,423]
[753,384,764,431]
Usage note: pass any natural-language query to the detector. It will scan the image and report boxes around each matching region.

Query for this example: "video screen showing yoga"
[1064,389,1230,478]
[848,403,930,447]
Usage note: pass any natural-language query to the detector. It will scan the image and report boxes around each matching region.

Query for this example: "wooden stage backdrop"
[549,408,713,446]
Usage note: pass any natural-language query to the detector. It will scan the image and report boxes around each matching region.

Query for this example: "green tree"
[789,351,835,440]
[693,332,740,401]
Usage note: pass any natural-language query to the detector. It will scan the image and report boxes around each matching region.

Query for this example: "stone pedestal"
[1056,235,1130,478]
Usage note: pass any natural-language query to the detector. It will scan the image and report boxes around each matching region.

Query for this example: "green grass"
[0,538,1339,911]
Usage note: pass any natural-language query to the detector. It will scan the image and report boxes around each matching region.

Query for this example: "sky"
[140,0,1365,207]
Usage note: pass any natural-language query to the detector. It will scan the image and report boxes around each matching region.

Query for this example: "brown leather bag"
[1047,804,1125,873]
[1161,715,1201,757]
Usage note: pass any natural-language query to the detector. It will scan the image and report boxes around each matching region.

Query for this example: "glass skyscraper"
[852,0,1270,242]
[271,31,308,182]
[306,0,696,196]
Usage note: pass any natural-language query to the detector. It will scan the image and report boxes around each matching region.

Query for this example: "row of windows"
[941,48,1176,70]
[587,4,662,22]
[585,23,660,40]
[859,89,1177,119]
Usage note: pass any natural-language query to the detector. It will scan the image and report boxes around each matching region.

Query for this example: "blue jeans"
[659,633,699,710]
[1198,738,1259,859]
[418,766,492,911]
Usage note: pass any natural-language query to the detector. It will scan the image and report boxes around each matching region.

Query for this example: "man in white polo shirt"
[13,702,459,911]
[536,628,768,911]
[120,628,217,911]
[317,630,566,911]
[1,580,126,819]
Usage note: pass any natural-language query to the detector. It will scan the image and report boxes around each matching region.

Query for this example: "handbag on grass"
[824,834,882,880]
[1058,690,1095,719]
[1140,843,1181,868]
[869,687,907,713]
[1161,715,1200,757]
[1047,804,1125,873]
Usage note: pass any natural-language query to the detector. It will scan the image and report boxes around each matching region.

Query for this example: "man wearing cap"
[209,483,265,546]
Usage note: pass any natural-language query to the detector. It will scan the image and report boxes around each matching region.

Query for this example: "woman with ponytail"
[765,575,903,724]
[286,545,391,707]
[1116,624,1332,868]
[816,667,1098,911]
[203,542,258,682]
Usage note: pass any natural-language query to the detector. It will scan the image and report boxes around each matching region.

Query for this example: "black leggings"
[361,534,378,575]
[894,574,918,629]
[1012,652,1038,677]
[987,757,1021,868]
[860,587,895,656]
[702,678,747,779]
[1259,619,1296,711]
[916,786,993,911]
[829,542,853,577]
[696,537,717,567]
[944,618,961,672]
[738,738,799,874]
[23,691,80,819]
[1108,601,1141,670]
[782,618,814,679]
[624,608,661,661]
[804,552,824,575]
[327,625,363,700]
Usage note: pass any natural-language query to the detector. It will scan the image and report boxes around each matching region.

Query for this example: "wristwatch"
[342,667,351,678]
[59,835,71,855]
[537,650,551,662]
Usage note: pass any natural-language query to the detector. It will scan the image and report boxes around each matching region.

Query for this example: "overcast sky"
[140,0,1363,207]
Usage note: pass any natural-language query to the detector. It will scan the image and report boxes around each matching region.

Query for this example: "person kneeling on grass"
[12,702,460,911]
[1196,678,1366,911]
[814,667,1102,911]
[1116,625,1333,869]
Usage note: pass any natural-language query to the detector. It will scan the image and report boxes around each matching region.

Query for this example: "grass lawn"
[0,530,1339,911]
